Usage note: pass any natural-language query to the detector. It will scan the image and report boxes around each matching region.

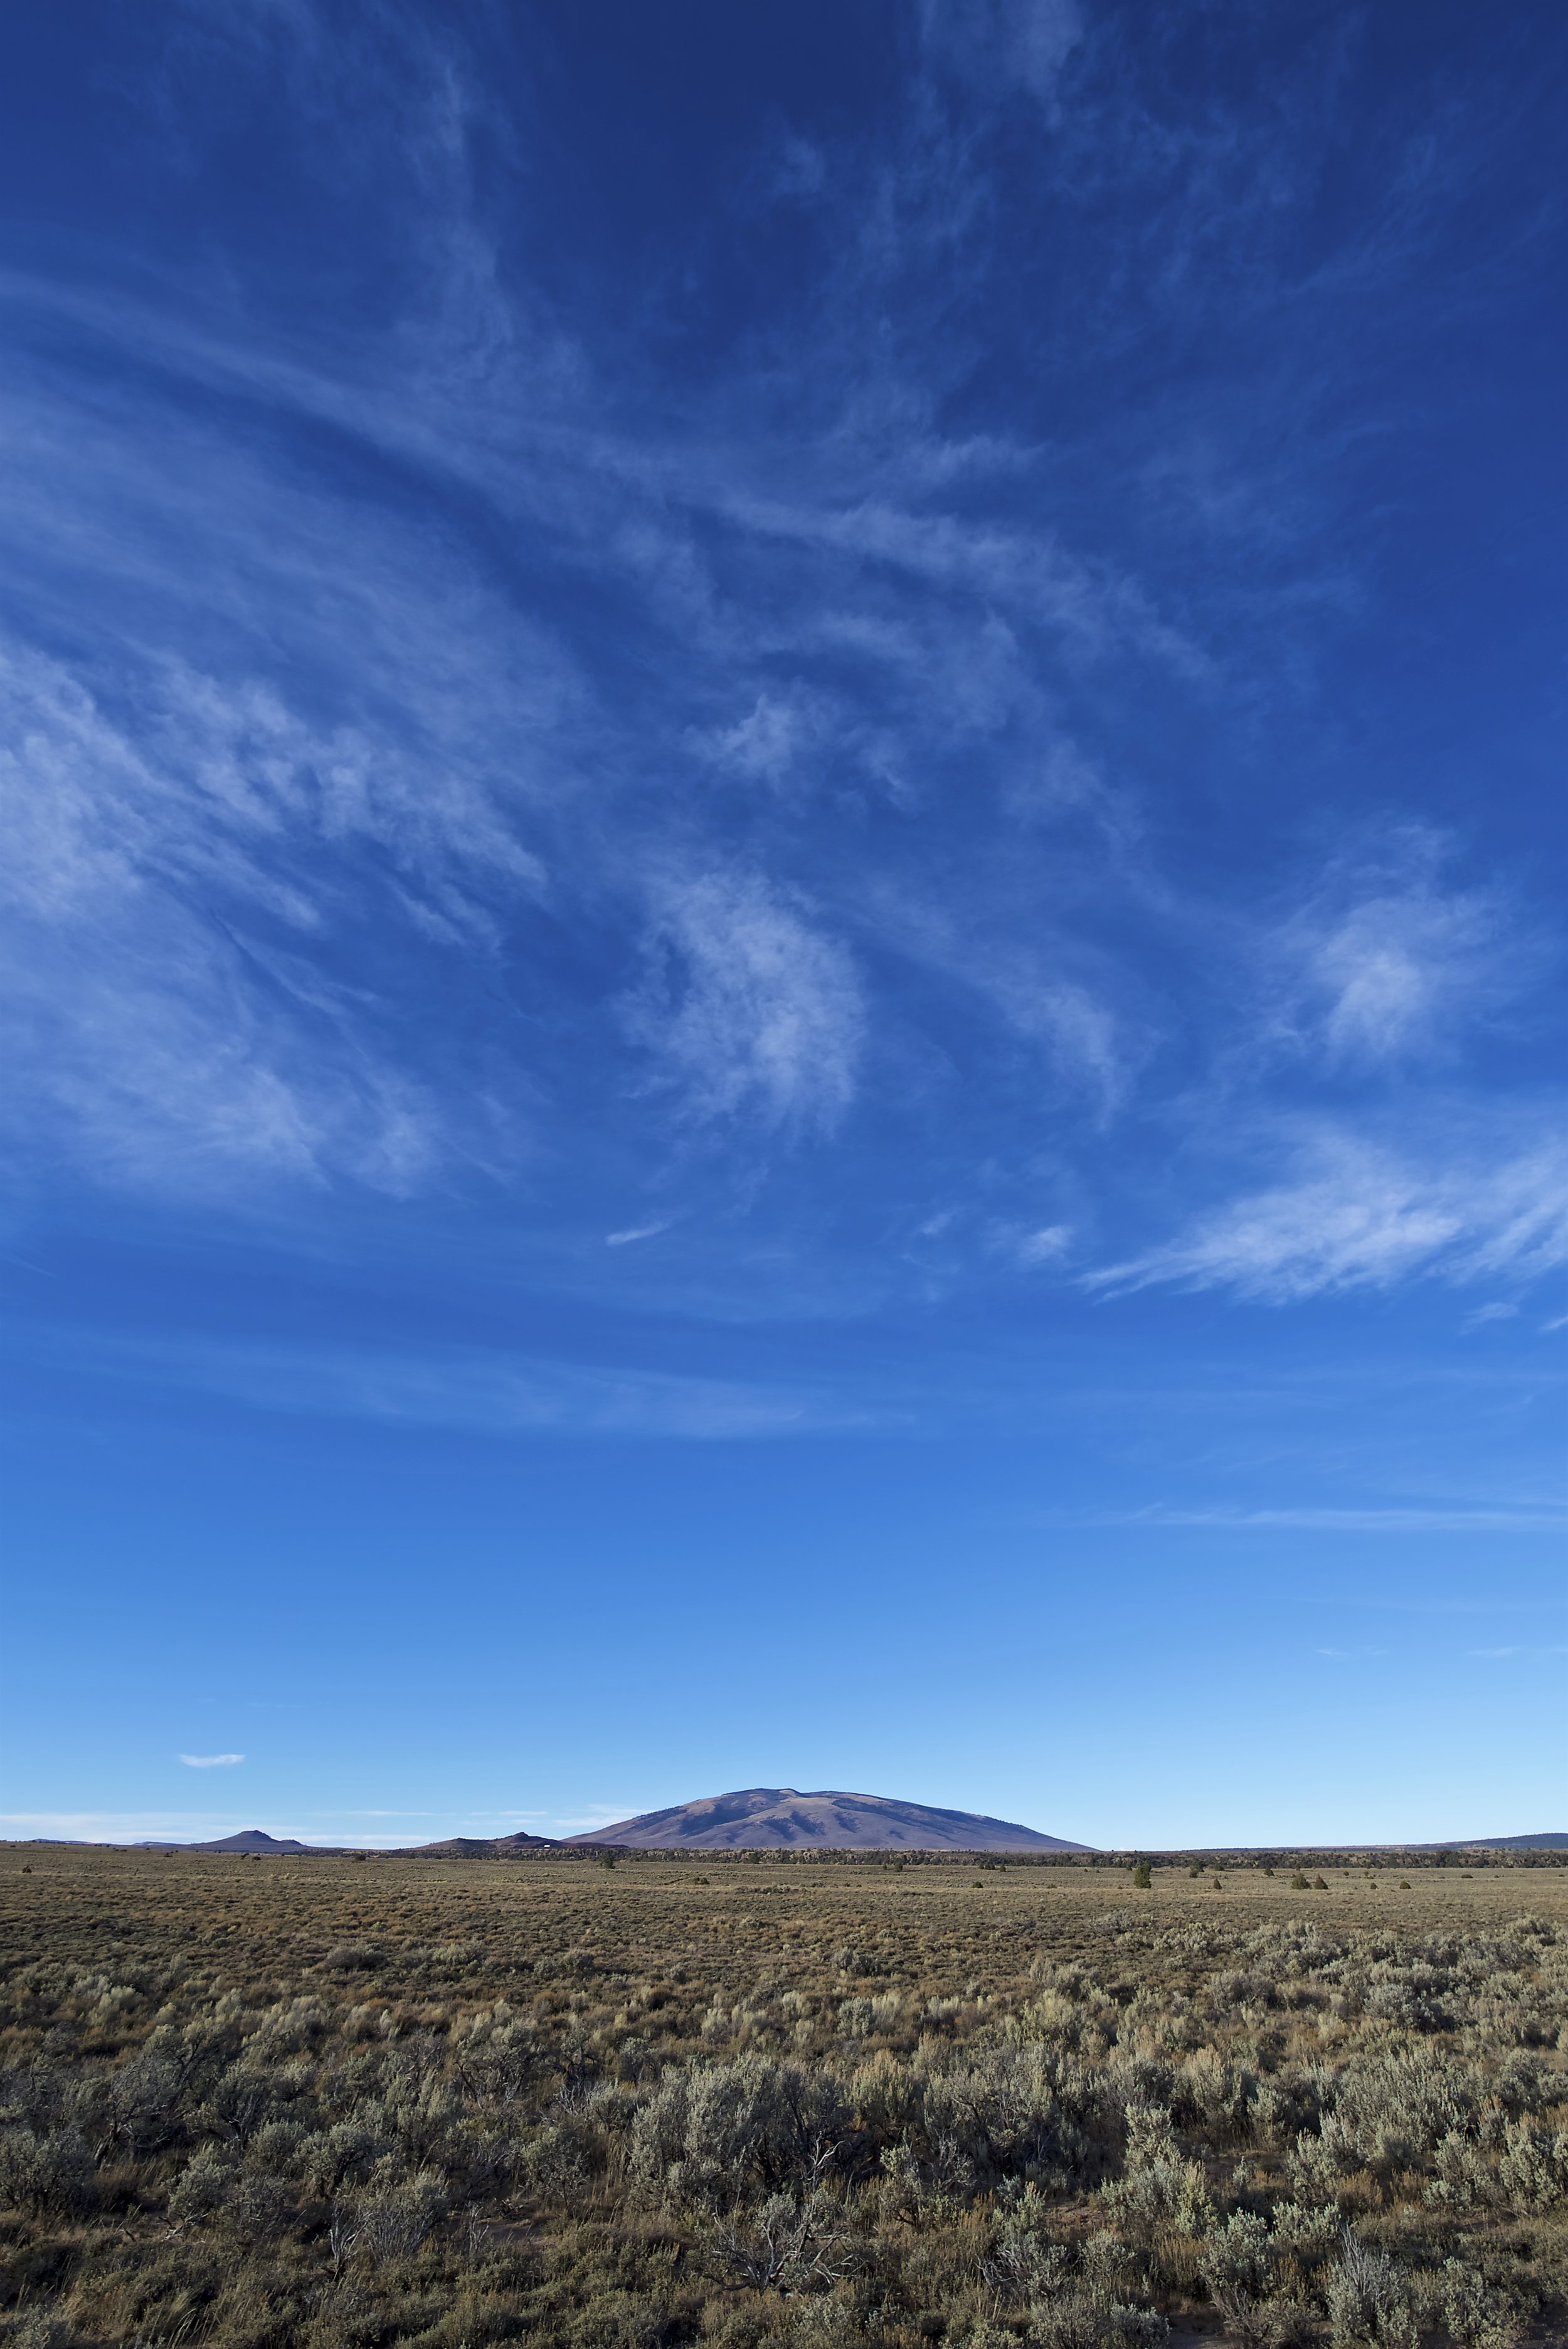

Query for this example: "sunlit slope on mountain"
[563,1787,1091,1851]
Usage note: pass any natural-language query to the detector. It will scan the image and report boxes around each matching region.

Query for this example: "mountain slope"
[562,1787,1091,1852]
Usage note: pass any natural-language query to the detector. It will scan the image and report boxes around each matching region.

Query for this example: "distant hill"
[1428,1832,1568,1851]
[397,1832,558,1856]
[562,1787,1091,1852]
[134,1829,319,1854]
[127,1828,562,1857]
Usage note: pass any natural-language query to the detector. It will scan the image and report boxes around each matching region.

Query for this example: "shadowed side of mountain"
[561,1788,1093,1851]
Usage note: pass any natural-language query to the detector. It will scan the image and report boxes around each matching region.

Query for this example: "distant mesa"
[561,1787,1093,1852]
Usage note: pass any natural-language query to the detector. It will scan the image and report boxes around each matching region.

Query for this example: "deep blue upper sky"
[3,1,1564,1848]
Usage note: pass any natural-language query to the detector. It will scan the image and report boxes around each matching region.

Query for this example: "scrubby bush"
[0,2124,94,2216]
[166,2141,235,2220]
[1325,2234,1416,2349]
[1439,2259,1524,2349]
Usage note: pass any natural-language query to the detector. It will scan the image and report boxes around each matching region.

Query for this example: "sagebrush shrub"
[1325,2234,1417,2349]
[0,2123,94,2216]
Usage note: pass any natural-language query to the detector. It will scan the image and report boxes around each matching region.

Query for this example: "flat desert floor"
[2,1846,1564,2348]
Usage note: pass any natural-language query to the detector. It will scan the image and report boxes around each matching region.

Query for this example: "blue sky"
[2,0,1565,1851]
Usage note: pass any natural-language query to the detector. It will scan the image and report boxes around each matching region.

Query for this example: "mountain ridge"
[63,1813,1568,1858]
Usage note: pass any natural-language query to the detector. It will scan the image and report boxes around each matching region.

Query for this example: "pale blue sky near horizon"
[2,0,1565,1853]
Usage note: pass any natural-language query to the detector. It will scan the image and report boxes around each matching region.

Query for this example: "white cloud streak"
[179,1754,245,1768]
[1090,1135,1568,1302]
[11,1321,859,1440]
[1466,1646,1568,1658]
[1089,1507,1568,1533]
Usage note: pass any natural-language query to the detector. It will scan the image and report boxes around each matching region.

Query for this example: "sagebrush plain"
[3,1846,1566,2349]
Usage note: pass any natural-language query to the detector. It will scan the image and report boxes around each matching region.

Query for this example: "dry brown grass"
[2,1846,1565,2349]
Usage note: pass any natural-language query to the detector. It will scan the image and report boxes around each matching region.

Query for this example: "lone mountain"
[134,1829,318,1853]
[562,1787,1091,1852]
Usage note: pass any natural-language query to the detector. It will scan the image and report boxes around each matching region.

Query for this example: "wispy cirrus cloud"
[1017,1224,1073,1266]
[1089,1132,1568,1302]
[919,0,1085,107]
[1253,832,1529,1073]
[0,0,1561,1344]
[179,1754,245,1769]
[696,686,836,793]
[1310,891,1498,1067]
[630,871,864,1135]
[1082,1506,1568,1534]
[8,1320,858,1441]
[0,457,551,1197]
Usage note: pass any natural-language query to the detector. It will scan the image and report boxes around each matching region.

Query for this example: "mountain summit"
[562,1787,1091,1852]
